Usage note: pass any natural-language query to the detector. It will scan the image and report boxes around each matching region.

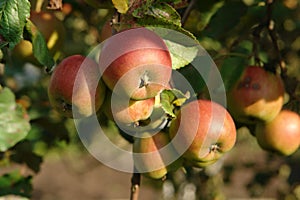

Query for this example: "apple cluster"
[227,65,300,156]
[47,27,238,180]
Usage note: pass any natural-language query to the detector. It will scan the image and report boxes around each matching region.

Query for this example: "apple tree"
[0,0,300,199]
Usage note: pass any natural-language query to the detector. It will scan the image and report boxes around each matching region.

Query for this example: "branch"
[251,0,286,74]
[130,169,141,200]
[181,0,196,26]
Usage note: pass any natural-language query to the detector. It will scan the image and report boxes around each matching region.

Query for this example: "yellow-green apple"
[12,11,65,65]
[48,55,106,118]
[227,66,285,124]
[133,131,182,179]
[98,27,172,100]
[169,99,236,168]
[255,110,300,156]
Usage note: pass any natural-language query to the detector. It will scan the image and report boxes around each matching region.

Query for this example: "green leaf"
[133,2,181,26]
[0,0,30,49]
[112,0,129,14]
[137,16,196,40]
[11,140,43,173]
[24,20,55,68]
[160,89,189,118]
[202,1,248,39]
[0,87,30,152]
[146,26,198,70]
[192,0,224,31]
[0,171,32,197]
[220,47,250,91]
[0,41,8,49]
[164,40,198,70]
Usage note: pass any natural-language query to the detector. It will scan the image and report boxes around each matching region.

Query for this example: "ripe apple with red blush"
[227,66,285,124]
[169,99,237,168]
[255,110,300,156]
[48,55,106,118]
[99,27,172,100]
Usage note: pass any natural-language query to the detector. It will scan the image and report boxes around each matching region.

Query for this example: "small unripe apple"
[133,131,182,179]
[169,99,236,168]
[227,66,285,124]
[48,55,106,118]
[102,91,155,125]
[99,27,172,100]
[255,110,300,156]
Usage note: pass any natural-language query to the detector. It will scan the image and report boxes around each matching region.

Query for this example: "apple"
[48,55,106,118]
[98,27,172,100]
[102,90,155,125]
[227,66,285,124]
[255,110,300,156]
[100,20,113,42]
[133,131,182,179]
[169,99,236,168]
[12,11,65,65]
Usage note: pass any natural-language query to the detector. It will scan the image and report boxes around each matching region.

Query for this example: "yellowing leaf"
[112,0,129,14]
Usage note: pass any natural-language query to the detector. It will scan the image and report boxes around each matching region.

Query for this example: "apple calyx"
[139,71,150,88]
[61,100,72,112]
[209,144,221,153]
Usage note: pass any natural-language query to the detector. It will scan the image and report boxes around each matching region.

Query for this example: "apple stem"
[130,168,141,200]
[181,0,197,26]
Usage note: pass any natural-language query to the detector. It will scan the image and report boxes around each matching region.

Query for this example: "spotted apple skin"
[227,66,285,124]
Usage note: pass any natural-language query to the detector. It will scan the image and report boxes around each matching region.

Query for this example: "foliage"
[0,0,300,199]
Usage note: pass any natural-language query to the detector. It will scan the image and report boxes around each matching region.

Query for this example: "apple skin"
[133,131,183,179]
[48,55,106,118]
[100,20,113,42]
[255,110,300,156]
[12,11,65,65]
[169,99,236,168]
[102,90,155,125]
[99,27,172,100]
[227,66,285,124]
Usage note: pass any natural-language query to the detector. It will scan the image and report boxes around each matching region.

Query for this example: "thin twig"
[266,0,287,76]
[181,0,196,26]
[130,169,141,200]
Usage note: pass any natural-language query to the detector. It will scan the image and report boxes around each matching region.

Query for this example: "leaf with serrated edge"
[160,89,189,117]
[112,0,129,14]
[164,40,198,70]
[147,3,181,26]
[0,0,30,49]
[160,91,176,118]
[0,88,30,152]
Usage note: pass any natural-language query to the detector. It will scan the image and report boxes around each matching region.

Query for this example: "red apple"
[98,27,172,100]
[227,66,285,124]
[169,99,236,168]
[255,110,300,156]
[48,55,106,118]
[133,131,182,179]
[100,20,113,42]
